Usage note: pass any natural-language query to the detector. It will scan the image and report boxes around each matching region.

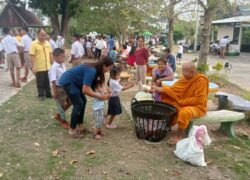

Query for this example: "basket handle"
[131,98,138,105]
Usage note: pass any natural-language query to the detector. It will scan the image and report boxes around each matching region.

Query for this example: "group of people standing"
[1,27,33,88]
[0,27,180,141]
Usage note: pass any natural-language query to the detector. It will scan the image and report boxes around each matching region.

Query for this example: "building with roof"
[212,15,250,53]
[0,2,43,28]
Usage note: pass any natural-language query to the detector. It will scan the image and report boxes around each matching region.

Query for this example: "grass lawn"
[0,80,249,179]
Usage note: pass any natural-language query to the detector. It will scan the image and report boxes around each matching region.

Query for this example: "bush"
[213,61,223,71]
[197,64,209,73]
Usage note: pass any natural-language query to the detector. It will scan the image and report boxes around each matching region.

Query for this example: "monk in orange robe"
[152,61,209,144]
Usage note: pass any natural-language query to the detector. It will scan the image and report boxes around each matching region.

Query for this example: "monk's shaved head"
[182,61,196,70]
[182,61,197,79]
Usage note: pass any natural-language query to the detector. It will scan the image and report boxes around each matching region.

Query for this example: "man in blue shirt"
[164,48,176,72]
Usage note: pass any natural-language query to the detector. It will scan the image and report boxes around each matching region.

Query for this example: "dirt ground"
[0,72,249,179]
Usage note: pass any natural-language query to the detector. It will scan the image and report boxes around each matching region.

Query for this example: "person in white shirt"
[69,33,84,67]
[48,34,58,51]
[94,35,104,59]
[101,36,108,57]
[48,48,71,129]
[176,43,183,64]
[219,36,229,58]
[20,27,33,82]
[106,66,133,129]
[57,33,65,49]
[1,27,23,88]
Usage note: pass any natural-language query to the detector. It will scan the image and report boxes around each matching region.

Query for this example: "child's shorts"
[56,87,70,107]
[93,109,104,128]
[107,96,122,115]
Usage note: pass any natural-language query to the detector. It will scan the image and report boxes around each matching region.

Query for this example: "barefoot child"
[48,48,71,129]
[106,66,133,129]
[92,84,109,139]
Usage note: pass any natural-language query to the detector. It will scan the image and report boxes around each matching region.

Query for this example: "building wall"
[217,25,234,41]
[217,25,242,52]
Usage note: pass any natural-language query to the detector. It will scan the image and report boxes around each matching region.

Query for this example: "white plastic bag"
[173,125,212,166]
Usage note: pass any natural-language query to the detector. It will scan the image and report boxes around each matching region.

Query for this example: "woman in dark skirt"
[106,66,133,129]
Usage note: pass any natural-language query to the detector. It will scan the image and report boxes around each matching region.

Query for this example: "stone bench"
[215,91,250,111]
[187,110,245,138]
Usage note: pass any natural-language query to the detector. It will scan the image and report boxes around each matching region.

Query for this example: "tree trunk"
[168,17,174,50]
[198,9,213,68]
[50,14,60,34]
[61,14,70,37]
[60,0,70,37]
[167,0,175,50]
[118,32,122,49]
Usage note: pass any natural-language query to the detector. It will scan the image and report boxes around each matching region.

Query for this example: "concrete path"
[0,67,34,105]
[183,53,250,91]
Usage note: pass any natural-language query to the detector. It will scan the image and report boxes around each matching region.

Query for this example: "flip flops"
[20,77,27,82]
[69,129,83,138]
[106,124,118,129]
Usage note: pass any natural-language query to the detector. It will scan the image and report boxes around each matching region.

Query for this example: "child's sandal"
[93,134,102,140]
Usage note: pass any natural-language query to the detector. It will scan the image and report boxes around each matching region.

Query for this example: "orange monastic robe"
[161,73,209,129]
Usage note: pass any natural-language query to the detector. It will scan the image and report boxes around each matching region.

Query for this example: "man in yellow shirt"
[30,29,52,101]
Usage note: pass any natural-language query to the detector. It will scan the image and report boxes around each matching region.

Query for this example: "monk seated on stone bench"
[151,62,209,145]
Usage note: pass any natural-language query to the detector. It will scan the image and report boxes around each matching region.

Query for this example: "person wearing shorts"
[1,27,23,88]
[49,48,71,129]
[20,27,33,82]
[92,90,106,140]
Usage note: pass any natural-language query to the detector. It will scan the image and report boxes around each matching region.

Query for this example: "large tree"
[155,0,198,49]
[28,0,81,36]
[75,0,160,48]
[197,0,228,69]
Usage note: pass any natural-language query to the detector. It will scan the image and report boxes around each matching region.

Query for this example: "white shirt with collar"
[95,39,104,50]
[1,35,23,54]
[109,79,123,97]
[71,41,84,58]
[57,36,65,48]
[48,61,66,86]
[50,39,58,51]
[219,38,228,47]
[21,34,32,52]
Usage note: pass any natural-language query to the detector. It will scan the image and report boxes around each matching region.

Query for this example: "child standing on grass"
[48,48,71,129]
[92,84,110,139]
[106,66,134,129]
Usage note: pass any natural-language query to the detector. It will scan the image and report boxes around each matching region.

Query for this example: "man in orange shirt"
[152,61,209,144]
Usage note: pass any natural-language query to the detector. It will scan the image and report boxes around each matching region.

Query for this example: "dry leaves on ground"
[69,160,78,165]
[86,150,96,155]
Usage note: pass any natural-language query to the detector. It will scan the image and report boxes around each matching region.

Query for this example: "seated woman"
[152,58,174,101]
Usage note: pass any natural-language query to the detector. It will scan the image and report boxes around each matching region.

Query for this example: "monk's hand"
[156,79,161,86]
[150,85,160,93]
